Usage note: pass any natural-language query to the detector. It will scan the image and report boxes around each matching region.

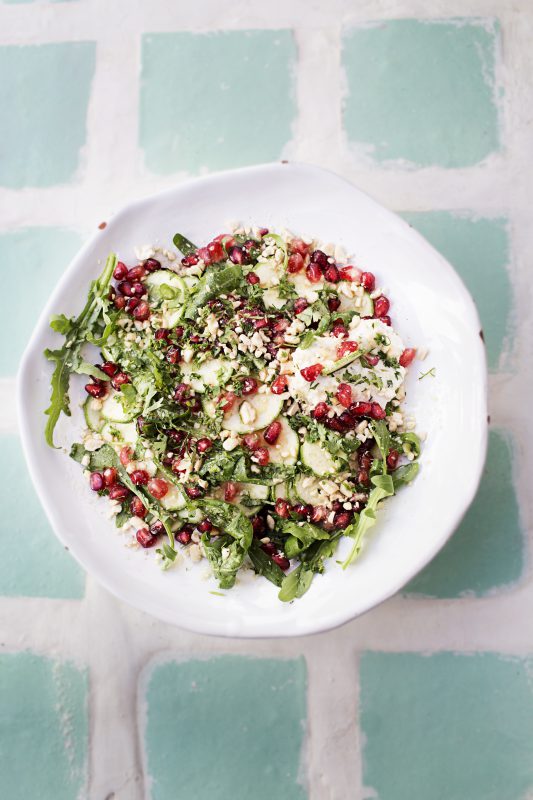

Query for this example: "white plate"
[17,162,487,637]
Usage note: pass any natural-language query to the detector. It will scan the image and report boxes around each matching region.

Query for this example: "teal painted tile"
[360,652,533,800]
[406,430,522,597]
[140,31,296,174]
[0,652,88,799]
[0,435,85,598]
[402,211,512,368]
[342,19,501,167]
[0,227,82,374]
[144,656,307,800]
[0,42,95,187]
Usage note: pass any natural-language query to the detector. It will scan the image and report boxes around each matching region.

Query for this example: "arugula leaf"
[156,542,178,571]
[392,462,419,489]
[197,498,253,551]
[399,432,421,458]
[199,447,242,483]
[370,420,391,470]
[183,264,243,320]
[278,535,341,602]
[278,565,314,602]
[280,520,329,559]
[172,233,198,256]
[202,535,246,589]
[298,300,331,350]
[44,253,117,448]
[248,540,285,587]
[342,474,394,568]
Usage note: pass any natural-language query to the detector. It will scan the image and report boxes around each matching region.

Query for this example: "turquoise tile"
[0,227,82,374]
[140,31,296,174]
[402,211,512,368]
[406,430,522,597]
[360,652,533,800]
[0,42,95,187]
[0,652,88,799]
[342,19,501,167]
[144,656,307,800]
[0,435,85,598]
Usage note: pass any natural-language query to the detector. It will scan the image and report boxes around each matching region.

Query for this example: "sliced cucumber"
[254,259,280,287]
[300,440,341,477]
[180,358,234,393]
[145,270,188,303]
[262,287,287,310]
[160,483,187,511]
[244,483,270,501]
[223,393,284,434]
[101,420,139,445]
[338,289,374,316]
[83,397,104,432]
[289,271,323,300]
[272,480,297,503]
[294,474,330,506]
[265,417,299,465]
[101,390,138,423]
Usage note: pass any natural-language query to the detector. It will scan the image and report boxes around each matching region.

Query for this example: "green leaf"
[400,432,421,458]
[280,520,329,559]
[278,565,314,602]
[197,498,253,551]
[278,535,342,602]
[202,535,246,589]
[248,540,285,587]
[183,264,243,320]
[172,232,198,256]
[342,474,394,568]
[370,420,391,470]
[49,314,74,335]
[392,461,419,489]
[69,443,86,463]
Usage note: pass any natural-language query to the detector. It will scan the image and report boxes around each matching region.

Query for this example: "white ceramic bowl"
[18,163,487,637]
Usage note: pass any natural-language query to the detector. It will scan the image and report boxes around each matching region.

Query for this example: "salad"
[45,226,421,601]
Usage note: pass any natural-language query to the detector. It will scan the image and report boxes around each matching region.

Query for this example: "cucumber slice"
[294,474,330,506]
[145,270,188,303]
[101,390,138,423]
[300,440,341,477]
[289,271,323,300]
[181,358,234,393]
[254,259,280,287]
[101,421,139,445]
[83,397,104,432]
[265,417,299,465]
[245,484,270,501]
[160,483,187,511]
[338,290,374,316]
[262,287,287,310]
[223,393,284,434]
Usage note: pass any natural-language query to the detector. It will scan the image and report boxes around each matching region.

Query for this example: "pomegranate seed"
[147,478,169,499]
[275,498,290,518]
[325,415,344,432]
[186,485,203,499]
[155,328,170,341]
[371,403,386,420]
[311,505,328,523]
[89,472,104,491]
[312,402,330,420]
[373,296,390,318]
[253,317,269,330]
[133,301,150,321]
[240,435,258,454]
[119,446,132,465]
[103,467,117,487]
[327,296,341,312]
[196,437,212,454]
[360,272,375,291]
[380,315,392,326]
[254,447,269,466]
[174,383,189,403]
[273,318,290,334]
[241,377,258,395]
[262,541,278,557]
[306,263,323,283]
[399,348,417,367]
[197,518,213,534]
[273,554,290,571]
[136,528,157,548]
[271,375,288,394]
[118,280,134,297]
[300,364,323,382]
[294,298,309,314]
[246,272,260,285]
[130,496,147,518]
[290,238,309,256]
[220,391,236,412]
[213,233,236,248]
[113,295,126,310]
[359,451,373,470]
[108,483,130,500]
[166,346,181,364]
[111,372,130,390]
[131,281,145,297]
[310,249,329,268]
[263,420,282,445]
[207,240,225,262]
[127,265,146,281]
[338,410,356,429]
[251,516,265,537]
[113,261,128,280]
[188,396,202,413]
[336,383,352,408]
[224,482,238,502]
[332,323,348,338]
[324,264,340,283]
[175,529,191,545]
[339,265,361,282]
[126,297,140,313]
[130,470,149,486]
[144,258,161,272]
[228,245,248,265]
[357,469,369,485]
[364,355,379,367]
[100,361,118,377]
[334,512,352,529]
[387,449,400,469]
[258,227,269,237]
[85,382,107,398]
[337,340,358,358]
[350,402,372,417]
[293,503,312,519]
[150,520,165,536]
[197,247,211,264]
[243,238,258,253]
[288,253,305,273]
[181,254,199,267]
